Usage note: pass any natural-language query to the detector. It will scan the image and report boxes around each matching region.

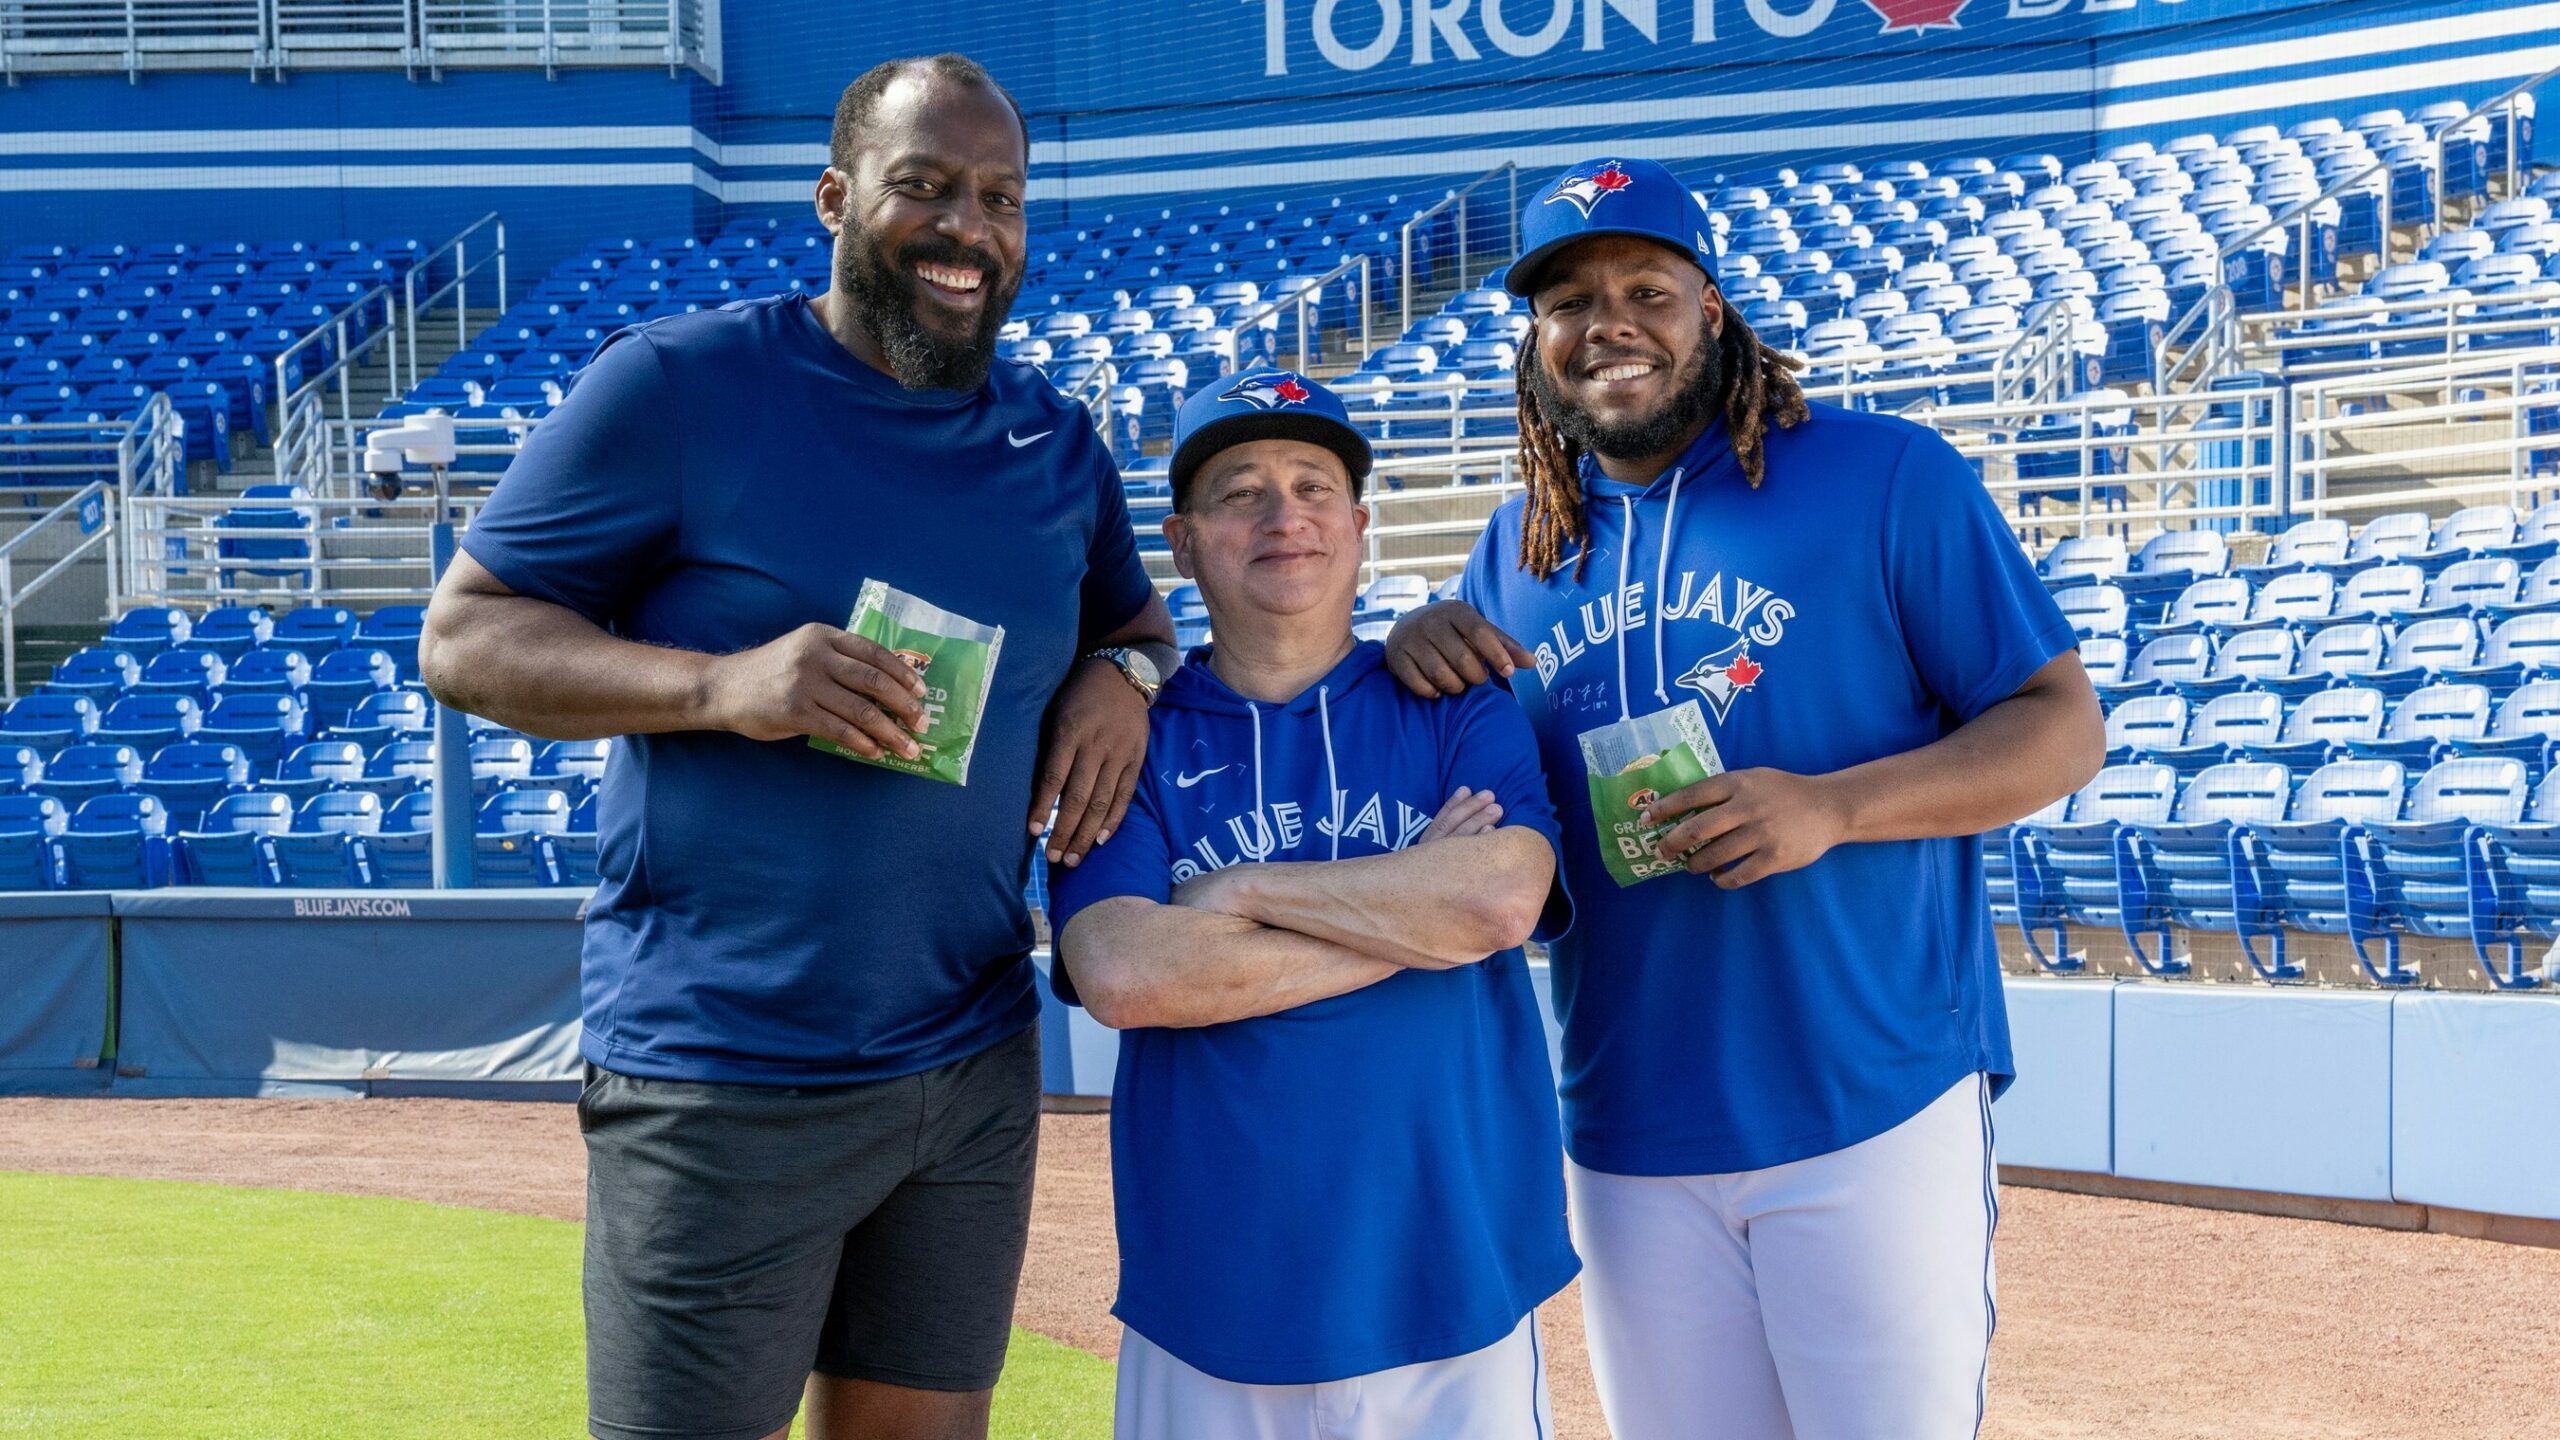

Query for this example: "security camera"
[359,411,459,505]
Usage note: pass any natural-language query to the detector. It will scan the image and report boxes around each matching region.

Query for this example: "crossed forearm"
[1059,899,1400,1029]
[1057,827,1553,1030]
[1184,828,1552,970]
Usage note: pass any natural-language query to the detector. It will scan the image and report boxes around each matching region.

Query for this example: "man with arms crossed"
[1051,372,1580,1439]
[1386,158,2105,1439]
[420,55,1176,1440]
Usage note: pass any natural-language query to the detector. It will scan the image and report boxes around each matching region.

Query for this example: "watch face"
[1126,649,1162,688]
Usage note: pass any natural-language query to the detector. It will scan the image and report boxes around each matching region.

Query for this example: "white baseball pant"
[1568,1071,1999,1440]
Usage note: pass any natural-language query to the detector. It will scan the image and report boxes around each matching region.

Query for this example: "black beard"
[834,225,1020,391]
[1528,333,1725,463]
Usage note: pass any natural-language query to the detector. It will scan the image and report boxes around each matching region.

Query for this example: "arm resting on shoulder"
[1183,826,1555,971]
[1057,897,1401,1030]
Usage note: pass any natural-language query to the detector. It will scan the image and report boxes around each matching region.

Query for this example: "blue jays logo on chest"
[1528,565,1795,726]
[1675,638,1764,723]
[1160,738,1435,883]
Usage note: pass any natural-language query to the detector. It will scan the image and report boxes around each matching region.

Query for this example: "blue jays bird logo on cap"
[1675,638,1765,724]
[1546,161,1635,219]
[1222,372,1314,410]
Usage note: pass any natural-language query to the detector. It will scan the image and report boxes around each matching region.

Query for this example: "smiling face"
[1168,439,1369,634]
[816,68,1027,390]
[1523,234,1729,477]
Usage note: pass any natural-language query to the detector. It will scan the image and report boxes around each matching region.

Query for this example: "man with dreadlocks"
[1385,157,2104,1440]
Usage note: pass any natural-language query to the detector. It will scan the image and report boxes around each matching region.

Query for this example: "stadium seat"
[2342,683,2491,769]
[0,793,69,889]
[344,739,435,802]
[271,791,382,887]
[132,649,225,707]
[57,792,172,888]
[302,647,399,733]
[2008,762,2179,970]
[44,648,140,707]
[223,647,313,694]
[476,788,569,887]
[329,689,431,750]
[2342,757,2530,984]
[2112,760,2293,975]
[268,606,358,659]
[92,695,198,755]
[175,791,292,886]
[198,693,304,771]
[2458,766,2560,988]
[134,741,252,830]
[181,605,275,661]
[0,693,95,758]
[30,737,142,809]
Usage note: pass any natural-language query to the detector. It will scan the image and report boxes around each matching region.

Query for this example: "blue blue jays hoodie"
[1050,640,1580,1384]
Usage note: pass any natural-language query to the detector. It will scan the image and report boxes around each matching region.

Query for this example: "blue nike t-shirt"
[461,292,1154,1084]
[1461,402,2077,1176]
[1049,642,1581,1385]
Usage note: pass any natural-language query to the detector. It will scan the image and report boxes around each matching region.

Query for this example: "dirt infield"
[4,1097,2556,1439]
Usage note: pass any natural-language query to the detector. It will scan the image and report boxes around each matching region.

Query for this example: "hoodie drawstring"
[1317,684,1342,861]
[1615,496,1636,723]
[1652,466,1685,705]
[1246,701,1267,861]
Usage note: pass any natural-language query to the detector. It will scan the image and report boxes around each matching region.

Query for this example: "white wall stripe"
[0,163,724,194]
[0,126,709,158]
[2097,0,2560,91]
[2096,44,2560,132]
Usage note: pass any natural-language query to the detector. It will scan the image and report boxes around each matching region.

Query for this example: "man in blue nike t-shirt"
[1051,372,1579,1439]
[419,55,1176,1440]
[1385,159,2105,1440]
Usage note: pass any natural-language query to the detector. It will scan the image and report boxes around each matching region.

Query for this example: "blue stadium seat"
[197,693,304,771]
[470,737,534,799]
[137,741,251,831]
[2150,691,2282,776]
[2112,761,2295,975]
[476,788,569,887]
[2459,767,2560,989]
[130,653,224,711]
[267,739,366,805]
[0,793,69,889]
[2444,681,2560,783]
[175,791,292,886]
[272,791,382,888]
[328,689,430,750]
[58,792,171,888]
[2008,762,2179,970]
[303,646,400,732]
[92,695,199,755]
[2343,757,2530,984]
[2343,683,2490,770]
[0,744,40,798]
[101,606,191,659]
[268,606,357,659]
[223,646,312,694]
[45,647,139,704]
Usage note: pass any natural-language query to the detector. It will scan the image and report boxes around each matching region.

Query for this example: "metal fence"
[0,0,713,78]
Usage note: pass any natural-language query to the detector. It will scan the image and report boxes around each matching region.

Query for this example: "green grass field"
[0,1171,1113,1439]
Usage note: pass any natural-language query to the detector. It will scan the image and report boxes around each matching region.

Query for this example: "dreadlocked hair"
[1513,306,1811,582]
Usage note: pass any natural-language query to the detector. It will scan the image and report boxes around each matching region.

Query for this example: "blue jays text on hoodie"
[1048,640,1581,1386]
[1460,402,2078,1178]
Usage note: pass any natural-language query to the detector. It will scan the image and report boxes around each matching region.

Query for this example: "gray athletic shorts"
[579,1024,1040,1440]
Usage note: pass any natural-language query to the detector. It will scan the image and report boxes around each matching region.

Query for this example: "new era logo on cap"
[1222,372,1313,410]
[1545,161,1635,219]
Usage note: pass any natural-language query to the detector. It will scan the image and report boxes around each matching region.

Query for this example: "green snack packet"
[810,578,1004,786]
[1579,699,1726,888]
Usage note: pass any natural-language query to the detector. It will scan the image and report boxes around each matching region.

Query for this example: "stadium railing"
[120,489,486,607]
[1400,162,1520,333]
[1,479,122,699]
[0,0,713,80]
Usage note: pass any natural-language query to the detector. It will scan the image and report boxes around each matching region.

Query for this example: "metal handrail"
[2164,55,2560,362]
[272,279,402,492]
[403,211,509,389]
[1993,300,2081,405]
[0,480,115,699]
[2159,284,2240,393]
[1228,252,1376,375]
[1401,162,1521,333]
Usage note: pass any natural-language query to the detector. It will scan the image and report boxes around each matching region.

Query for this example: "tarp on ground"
[114,888,582,1097]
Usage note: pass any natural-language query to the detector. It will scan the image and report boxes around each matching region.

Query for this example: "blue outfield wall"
[3,0,2553,277]
[7,899,2560,1222]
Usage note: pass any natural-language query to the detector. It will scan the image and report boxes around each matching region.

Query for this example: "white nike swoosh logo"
[1174,767,1230,788]
[1007,428,1053,448]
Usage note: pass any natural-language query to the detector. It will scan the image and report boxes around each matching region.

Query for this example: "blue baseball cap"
[1168,369,1373,507]
[1505,157,1721,298]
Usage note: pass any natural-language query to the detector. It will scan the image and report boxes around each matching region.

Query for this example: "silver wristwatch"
[1088,646,1163,704]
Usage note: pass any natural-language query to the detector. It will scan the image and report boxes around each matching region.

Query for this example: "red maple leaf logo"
[1724,655,1763,688]
[1592,165,1631,194]
[1273,377,1310,404]
[1862,0,1967,34]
